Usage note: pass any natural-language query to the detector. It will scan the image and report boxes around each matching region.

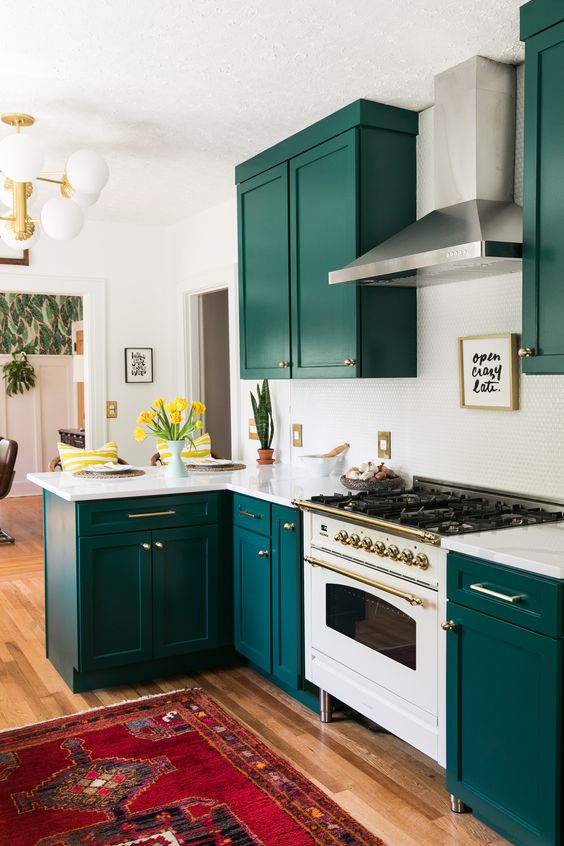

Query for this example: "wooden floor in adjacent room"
[0,496,508,846]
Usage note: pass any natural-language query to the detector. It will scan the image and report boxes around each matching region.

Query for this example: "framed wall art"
[125,347,153,383]
[458,333,519,411]
[0,244,29,266]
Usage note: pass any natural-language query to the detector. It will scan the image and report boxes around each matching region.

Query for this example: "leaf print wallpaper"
[0,293,83,355]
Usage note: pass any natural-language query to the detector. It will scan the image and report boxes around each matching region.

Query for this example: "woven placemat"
[73,468,146,479]
[187,463,246,473]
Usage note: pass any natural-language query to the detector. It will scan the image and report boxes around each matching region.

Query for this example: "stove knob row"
[332,532,430,570]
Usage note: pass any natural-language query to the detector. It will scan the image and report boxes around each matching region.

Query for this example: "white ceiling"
[0,0,524,223]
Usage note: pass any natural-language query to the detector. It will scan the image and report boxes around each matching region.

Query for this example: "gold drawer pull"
[239,508,261,520]
[343,358,357,366]
[258,549,269,558]
[517,347,535,358]
[278,361,289,368]
[283,522,295,531]
[470,583,524,603]
[128,510,176,518]
[305,555,423,607]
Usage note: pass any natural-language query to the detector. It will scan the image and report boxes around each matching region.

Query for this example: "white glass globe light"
[66,150,109,195]
[41,197,84,240]
[71,189,100,208]
[0,133,44,182]
[1,221,40,251]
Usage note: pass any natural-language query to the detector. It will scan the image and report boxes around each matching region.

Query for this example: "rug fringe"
[0,686,204,735]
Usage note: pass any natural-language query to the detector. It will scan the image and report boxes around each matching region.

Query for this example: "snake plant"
[3,350,37,397]
[250,379,274,449]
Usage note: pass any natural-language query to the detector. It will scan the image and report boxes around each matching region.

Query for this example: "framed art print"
[125,347,153,383]
[458,333,519,411]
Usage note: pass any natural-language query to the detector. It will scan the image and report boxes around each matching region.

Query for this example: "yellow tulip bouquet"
[133,397,206,446]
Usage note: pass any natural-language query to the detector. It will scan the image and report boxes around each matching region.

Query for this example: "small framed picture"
[458,333,519,411]
[0,244,28,266]
[125,347,153,383]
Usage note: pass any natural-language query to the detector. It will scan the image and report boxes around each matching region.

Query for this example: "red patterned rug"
[0,688,384,845]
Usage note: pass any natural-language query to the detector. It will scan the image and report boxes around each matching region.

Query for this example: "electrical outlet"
[248,418,259,441]
[377,431,391,459]
[292,423,303,448]
[106,400,118,419]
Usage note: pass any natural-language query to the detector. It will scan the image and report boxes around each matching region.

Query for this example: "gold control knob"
[399,549,414,565]
[361,537,373,551]
[348,533,361,548]
[415,553,429,570]
[517,347,535,358]
[278,360,289,368]
[258,549,269,558]
[386,544,400,560]
[373,540,386,556]
[334,530,349,543]
[343,358,357,366]
[441,620,457,631]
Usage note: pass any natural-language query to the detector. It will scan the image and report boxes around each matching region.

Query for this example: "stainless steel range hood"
[329,56,522,286]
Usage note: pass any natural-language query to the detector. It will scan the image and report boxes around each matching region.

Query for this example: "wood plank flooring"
[0,496,509,845]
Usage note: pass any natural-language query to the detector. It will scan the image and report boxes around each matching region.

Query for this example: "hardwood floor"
[0,496,509,846]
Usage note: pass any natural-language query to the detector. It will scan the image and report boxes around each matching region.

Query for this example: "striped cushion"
[57,440,119,472]
[157,434,212,465]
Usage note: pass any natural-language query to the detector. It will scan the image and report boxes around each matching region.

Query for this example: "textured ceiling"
[0,0,524,223]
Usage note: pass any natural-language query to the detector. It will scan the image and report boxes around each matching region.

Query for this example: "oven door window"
[326,583,416,670]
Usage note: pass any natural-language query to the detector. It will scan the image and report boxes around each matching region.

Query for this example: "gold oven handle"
[305,555,423,607]
[469,583,524,604]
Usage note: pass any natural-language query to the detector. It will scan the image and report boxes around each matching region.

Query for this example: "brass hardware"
[415,553,430,570]
[248,417,259,441]
[305,555,424,607]
[343,358,357,366]
[348,533,361,548]
[334,530,349,543]
[517,347,535,358]
[377,431,392,460]
[2,112,35,128]
[128,510,176,518]
[60,175,74,198]
[142,543,151,550]
[239,508,261,520]
[283,522,295,531]
[292,423,303,447]
[373,540,386,556]
[154,541,164,549]
[361,537,373,551]
[278,361,289,368]
[470,583,524,603]
[386,544,400,560]
[441,620,457,631]
[106,400,117,418]
[258,549,269,558]
[292,500,441,546]
[399,549,414,565]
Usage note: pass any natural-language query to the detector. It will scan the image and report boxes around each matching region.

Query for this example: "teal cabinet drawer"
[233,494,271,535]
[77,494,219,536]
[447,553,563,636]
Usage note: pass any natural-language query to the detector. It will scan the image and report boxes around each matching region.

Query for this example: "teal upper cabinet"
[236,99,418,379]
[238,164,291,379]
[521,4,564,373]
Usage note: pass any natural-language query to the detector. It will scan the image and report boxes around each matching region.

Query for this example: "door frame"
[0,272,107,449]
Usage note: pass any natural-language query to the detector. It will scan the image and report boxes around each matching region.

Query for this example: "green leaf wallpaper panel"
[0,293,83,355]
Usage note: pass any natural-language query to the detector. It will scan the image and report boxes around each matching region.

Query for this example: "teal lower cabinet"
[233,526,272,671]
[445,552,563,846]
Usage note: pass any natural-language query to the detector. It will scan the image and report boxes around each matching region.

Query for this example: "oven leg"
[450,795,470,814]
[319,689,333,723]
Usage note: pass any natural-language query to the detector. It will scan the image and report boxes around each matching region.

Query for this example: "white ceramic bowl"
[301,454,340,477]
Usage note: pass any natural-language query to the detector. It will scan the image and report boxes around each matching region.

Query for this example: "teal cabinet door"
[78,532,153,671]
[446,602,561,846]
[238,163,291,379]
[271,506,301,688]
[233,526,272,672]
[290,129,359,378]
[522,19,564,373]
[152,525,219,658]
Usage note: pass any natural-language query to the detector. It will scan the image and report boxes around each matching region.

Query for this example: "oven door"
[307,552,438,716]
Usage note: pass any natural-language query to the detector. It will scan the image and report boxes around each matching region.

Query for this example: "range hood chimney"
[329,56,522,286]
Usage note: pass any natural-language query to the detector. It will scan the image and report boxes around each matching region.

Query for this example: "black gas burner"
[308,480,564,537]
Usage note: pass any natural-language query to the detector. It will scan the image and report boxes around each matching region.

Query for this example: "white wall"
[0,220,176,467]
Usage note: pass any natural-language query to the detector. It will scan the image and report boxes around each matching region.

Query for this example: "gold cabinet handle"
[518,347,535,358]
[278,361,289,368]
[283,522,295,531]
[142,543,151,550]
[441,620,457,631]
[343,358,357,366]
[239,507,261,520]
[258,549,269,558]
[470,583,524,603]
[154,541,164,549]
[128,510,176,518]
[305,555,423,607]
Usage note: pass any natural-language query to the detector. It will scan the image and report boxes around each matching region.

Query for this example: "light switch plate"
[377,431,391,459]
[292,423,303,448]
[248,418,259,441]
[106,400,118,419]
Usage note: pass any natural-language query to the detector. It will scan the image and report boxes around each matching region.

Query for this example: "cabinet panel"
[233,526,272,672]
[290,130,359,378]
[238,163,291,379]
[79,532,153,671]
[233,493,271,536]
[271,506,301,688]
[446,602,561,846]
[77,494,218,536]
[153,525,219,658]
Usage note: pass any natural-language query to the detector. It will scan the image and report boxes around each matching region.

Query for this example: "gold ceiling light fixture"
[0,112,109,249]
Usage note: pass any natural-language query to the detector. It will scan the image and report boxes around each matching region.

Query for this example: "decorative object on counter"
[133,397,206,479]
[250,379,274,464]
[57,440,121,472]
[458,333,519,411]
[187,460,246,472]
[341,461,403,491]
[124,347,153,383]
[155,433,211,463]
[73,466,145,479]
[2,349,36,396]
[301,443,349,477]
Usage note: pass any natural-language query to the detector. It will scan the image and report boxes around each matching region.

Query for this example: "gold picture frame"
[458,333,519,411]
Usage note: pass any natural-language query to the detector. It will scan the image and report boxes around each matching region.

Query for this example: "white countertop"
[27,464,349,507]
[442,523,564,580]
